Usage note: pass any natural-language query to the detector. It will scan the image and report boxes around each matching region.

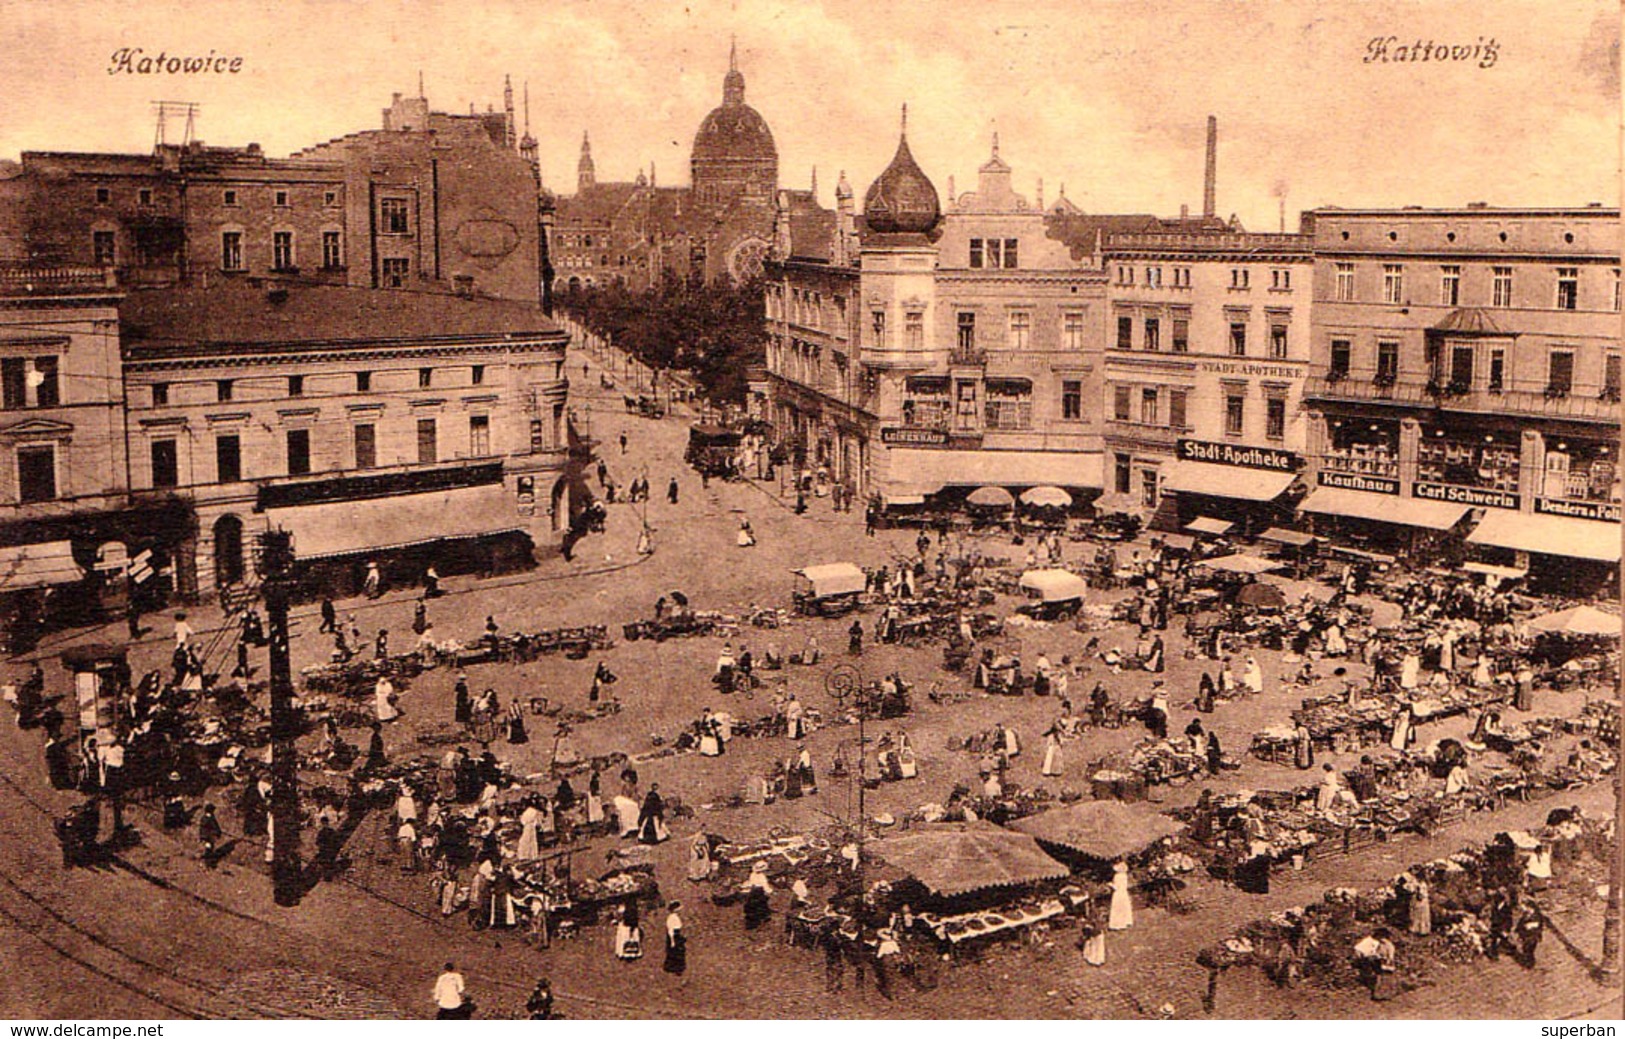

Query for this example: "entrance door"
[213,515,245,587]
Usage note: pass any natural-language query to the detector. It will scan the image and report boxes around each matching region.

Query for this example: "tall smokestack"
[1203,115,1217,219]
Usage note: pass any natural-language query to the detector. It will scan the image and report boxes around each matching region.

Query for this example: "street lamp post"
[258,529,303,907]
[826,664,867,868]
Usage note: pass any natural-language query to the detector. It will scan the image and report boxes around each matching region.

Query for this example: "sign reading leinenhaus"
[1412,481,1519,510]
[1177,438,1298,472]
[882,427,948,446]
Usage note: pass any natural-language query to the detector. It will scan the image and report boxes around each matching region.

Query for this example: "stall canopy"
[1009,800,1185,861]
[267,484,521,560]
[1466,510,1621,563]
[1019,486,1073,508]
[883,448,1100,498]
[1527,604,1620,637]
[1300,488,1469,530]
[966,485,1017,508]
[871,824,1068,896]
[1236,581,1289,609]
[792,563,867,598]
[1162,462,1296,502]
[1018,568,1089,603]
[1185,517,1234,536]
[1195,553,1284,575]
[1462,561,1528,582]
[1160,533,1196,552]
[1259,527,1316,547]
[0,541,84,591]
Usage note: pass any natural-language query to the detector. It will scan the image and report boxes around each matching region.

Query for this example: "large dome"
[863,116,940,235]
[691,102,777,163]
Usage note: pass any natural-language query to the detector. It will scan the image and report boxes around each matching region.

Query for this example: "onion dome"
[691,40,777,164]
[862,105,940,235]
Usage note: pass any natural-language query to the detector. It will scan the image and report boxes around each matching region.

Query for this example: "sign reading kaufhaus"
[1177,438,1299,472]
[1318,470,1400,495]
[1535,497,1622,523]
[1412,482,1519,510]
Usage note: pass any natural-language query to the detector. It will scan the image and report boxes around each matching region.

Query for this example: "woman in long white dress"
[1041,728,1064,778]
[1242,657,1265,695]
[1108,862,1135,930]
[687,831,714,882]
[516,800,543,860]
[374,677,399,722]
[1399,651,1421,690]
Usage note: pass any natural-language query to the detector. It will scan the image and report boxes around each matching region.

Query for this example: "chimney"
[1203,115,1217,219]
[1180,204,1189,220]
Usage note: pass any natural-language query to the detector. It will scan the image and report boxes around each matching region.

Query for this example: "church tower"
[577,131,596,192]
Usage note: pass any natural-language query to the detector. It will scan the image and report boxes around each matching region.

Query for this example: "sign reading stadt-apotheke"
[1412,482,1519,510]
[1318,470,1400,495]
[1177,438,1298,472]
[1534,497,1622,523]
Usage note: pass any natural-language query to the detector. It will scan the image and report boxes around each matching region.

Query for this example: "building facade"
[1101,229,1314,535]
[1300,205,1620,588]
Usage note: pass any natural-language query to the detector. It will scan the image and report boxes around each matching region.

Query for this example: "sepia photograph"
[0,0,1619,1023]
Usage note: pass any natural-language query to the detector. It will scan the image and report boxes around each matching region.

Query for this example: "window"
[150,439,178,488]
[1556,267,1578,310]
[1440,265,1461,306]
[904,311,924,350]
[1168,389,1187,430]
[356,371,371,392]
[215,435,241,483]
[870,310,887,349]
[138,189,152,206]
[1140,468,1158,508]
[1377,341,1399,382]
[16,445,56,503]
[324,190,338,207]
[1002,239,1018,268]
[220,231,243,271]
[223,189,238,206]
[92,231,116,266]
[1144,317,1160,352]
[288,374,304,397]
[1329,339,1351,378]
[1173,267,1192,288]
[1061,381,1082,421]
[2,359,24,410]
[1117,265,1133,286]
[1230,268,1249,289]
[353,423,377,469]
[1146,267,1162,288]
[286,428,311,475]
[274,189,289,208]
[1112,384,1131,421]
[382,258,409,287]
[470,415,491,456]
[969,239,984,269]
[1605,354,1621,396]
[151,382,169,407]
[32,357,58,408]
[1492,267,1513,307]
[418,367,432,388]
[95,187,110,204]
[1062,311,1085,350]
[1271,268,1291,291]
[416,418,437,464]
[1139,388,1159,425]
[1116,316,1133,351]
[380,197,410,234]
[1487,349,1505,392]
[1449,344,1475,388]
[1614,269,1621,313]
[1229,321,1247,356]
[1547,351,1574,395]
[1381,264,1404,304]
[322,231,343,269]
[1224,393,1245,436]
[1114,453,1132,494]
[1266,397,1286,440]
[216,380,233,403]
[1334,262,1355,301]
[1171,317,1189,353]
[1007,311,1031,349]
[471,364,486,386]
[1269,324,1288,359]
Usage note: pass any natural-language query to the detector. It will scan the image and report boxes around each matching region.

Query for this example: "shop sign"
[882,427,948,446]
[1534,497,1622,523]
[1318,470,1399,495]
[1177,438,1298,471]
[1412,482,1519,510]
[1196,360,1301,379]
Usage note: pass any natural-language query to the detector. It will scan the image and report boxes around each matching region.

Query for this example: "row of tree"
[557,272,765,404]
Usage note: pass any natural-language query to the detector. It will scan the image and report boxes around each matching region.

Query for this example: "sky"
[0,0,1617,228]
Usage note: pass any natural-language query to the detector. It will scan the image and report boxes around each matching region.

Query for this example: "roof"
[871,823,1067,897]
[785,191,838,263]
[554,183,644,227]
[1047,213,1232,259]
[1009,800,1184,860]
[120,283,560,358]
[1431,307,1506,335]
[1018,569,1088,602]
[692,101,778,163]
[1194,553,1285,575]
[793,562,866,597]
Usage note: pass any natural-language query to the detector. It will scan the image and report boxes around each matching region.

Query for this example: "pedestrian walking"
[620,431,628,455]
[525,978,553,1020]
[668,477,679,504]
[363,560,383,599]
[848,619,863,656]
[424,563,442,598]
[433,962,471,1019]
[319,597,337,634]
[125,599,142,640]
[197,803,222,867]
[663,901,687,974]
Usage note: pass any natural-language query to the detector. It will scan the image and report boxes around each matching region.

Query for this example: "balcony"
[949,346,987,367]
[0,264,120,297]
[1305,375,1620,424]
[1304,375,1435,407]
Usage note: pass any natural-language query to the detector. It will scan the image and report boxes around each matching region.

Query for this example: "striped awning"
[1467,510,1620,563]
[266,484,521,560]
[0,541,84,591]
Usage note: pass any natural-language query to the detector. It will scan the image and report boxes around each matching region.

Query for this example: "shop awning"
[1160,533,1196,552]
[1009,800,1185,861]
[1259,527,1316,547]
[1300,488,1469,530]
[266,484,521,560]
[0,541,84,591]
[1467,510,1621,563]
[871,823,1068,897]
[1162,461,1296,502]
[883,448,1101,498]
[1195,553,1284,575]
[1185,516,1234,536]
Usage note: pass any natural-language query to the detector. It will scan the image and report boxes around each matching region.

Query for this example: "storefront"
[1154,438,1300,538]
[1466,506,1620,597]
[1298,483,1470,563]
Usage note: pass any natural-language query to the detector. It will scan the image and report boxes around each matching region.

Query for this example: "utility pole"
[258,530,303,906]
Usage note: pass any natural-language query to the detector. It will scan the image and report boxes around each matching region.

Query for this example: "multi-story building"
[1300,205,1620,589]
[118,281,574,598]
[1102,228,1314,535]
[2,84,545,305]
[0,264,137,639]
